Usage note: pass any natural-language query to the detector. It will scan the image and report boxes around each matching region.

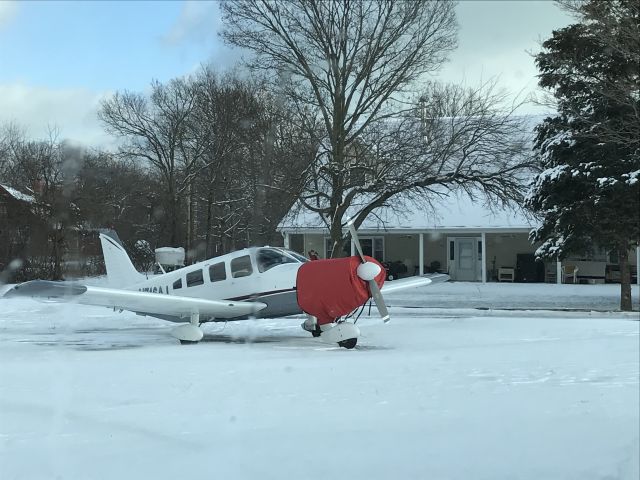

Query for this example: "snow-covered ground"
[386,280,640,312]
[0,281,638,480]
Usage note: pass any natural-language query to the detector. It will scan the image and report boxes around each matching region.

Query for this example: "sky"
[0,0,573,148]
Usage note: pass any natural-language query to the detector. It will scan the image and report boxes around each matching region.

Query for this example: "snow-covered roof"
[0,184,35,204]
[279,192,537,234]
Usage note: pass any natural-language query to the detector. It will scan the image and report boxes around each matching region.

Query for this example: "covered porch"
[282,229,640,285]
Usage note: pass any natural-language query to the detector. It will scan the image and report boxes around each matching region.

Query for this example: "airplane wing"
[3,280,266,319]
[380,273,449,294]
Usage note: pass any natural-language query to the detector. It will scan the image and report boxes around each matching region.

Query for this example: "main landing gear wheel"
[172,312,204,344]
[338,338,357,349]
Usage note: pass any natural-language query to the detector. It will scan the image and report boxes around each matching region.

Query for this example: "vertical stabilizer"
[99,233,145,287]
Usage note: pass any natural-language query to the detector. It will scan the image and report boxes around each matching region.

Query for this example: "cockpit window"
[257,248,299,273]
[282,249,309,263]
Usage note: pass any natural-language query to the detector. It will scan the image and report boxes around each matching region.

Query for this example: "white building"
[277,193,639,285]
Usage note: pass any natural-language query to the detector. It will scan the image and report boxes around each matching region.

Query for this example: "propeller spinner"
[346,218,391,323]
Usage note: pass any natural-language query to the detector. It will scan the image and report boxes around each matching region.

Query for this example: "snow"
[280,191,535,233]
[0,282,638,480]
[0,183,35,203]
[623,170,639,186]
[597,177,616,187]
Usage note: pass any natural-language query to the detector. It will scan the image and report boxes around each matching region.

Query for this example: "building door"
[455,238,477,281]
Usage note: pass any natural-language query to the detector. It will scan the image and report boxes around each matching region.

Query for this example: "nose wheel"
[338,338,357,349]
[319,322,360,349]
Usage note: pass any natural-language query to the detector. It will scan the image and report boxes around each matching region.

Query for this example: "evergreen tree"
[526,0,639,311]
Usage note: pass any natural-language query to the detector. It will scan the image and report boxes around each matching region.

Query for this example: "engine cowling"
[296,256,385,325]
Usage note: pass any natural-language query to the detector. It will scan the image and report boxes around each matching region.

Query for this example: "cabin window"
[209,262,226,282]
[173,279,182,290]
[231,255,253,278]
[186,269,204,287]
[257,248,297,273]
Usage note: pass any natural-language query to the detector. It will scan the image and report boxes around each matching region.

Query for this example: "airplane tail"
[99,232,145,287]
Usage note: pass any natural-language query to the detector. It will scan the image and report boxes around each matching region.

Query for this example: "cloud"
[0,1,17,29]
[434,1,572,115]
[162,0,220,46]
[0,83,117,149]
[161,0,243,71]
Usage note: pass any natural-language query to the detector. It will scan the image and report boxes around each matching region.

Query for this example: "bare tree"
[190,68,316,256]
[189,69,262,256]
[99,68,315,257]
[99,79,199,247]
[293,81,535,252]
[221,0,532,255]
[73,152,161,242]
[2,128,87,279]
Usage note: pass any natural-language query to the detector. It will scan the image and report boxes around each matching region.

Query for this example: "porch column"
[283,232,290,249]
[419,233,424,276]
[556,256,562,284]
[636,245,640,286]
[481,232,487,283]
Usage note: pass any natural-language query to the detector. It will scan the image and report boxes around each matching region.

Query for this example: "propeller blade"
[345,218,366,262]
[369,279,390,323]
[346,217,391,322]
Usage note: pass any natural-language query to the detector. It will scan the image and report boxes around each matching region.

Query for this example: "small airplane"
[3,220,448,348]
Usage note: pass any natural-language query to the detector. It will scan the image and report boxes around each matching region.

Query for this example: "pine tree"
[526,0,639,311]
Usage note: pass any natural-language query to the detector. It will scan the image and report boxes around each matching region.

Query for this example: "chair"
[562,265,579,284]
[498,267,515,282]
[545,266,557,283]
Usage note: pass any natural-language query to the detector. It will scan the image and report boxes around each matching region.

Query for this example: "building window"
[325,238,340,259]
[173,278,182,290]
[324,236,384,261]
[449,241,455,261]
[186,269,204,287]
[231,255,253,278]
[290,234,304,254]
[209,262,226,282]
[372,238,384,261]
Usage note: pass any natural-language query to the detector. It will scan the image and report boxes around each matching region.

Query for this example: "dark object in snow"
[383,260,407,280]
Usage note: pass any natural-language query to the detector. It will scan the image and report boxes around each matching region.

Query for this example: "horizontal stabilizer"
[4,280,88,297]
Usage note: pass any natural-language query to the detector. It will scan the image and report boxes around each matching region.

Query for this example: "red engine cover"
[296,256,385,325]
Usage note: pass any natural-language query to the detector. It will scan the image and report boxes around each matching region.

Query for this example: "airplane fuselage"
[127,247,307,323]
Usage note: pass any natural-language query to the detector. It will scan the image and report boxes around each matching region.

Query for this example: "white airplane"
[3,221,448,348]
